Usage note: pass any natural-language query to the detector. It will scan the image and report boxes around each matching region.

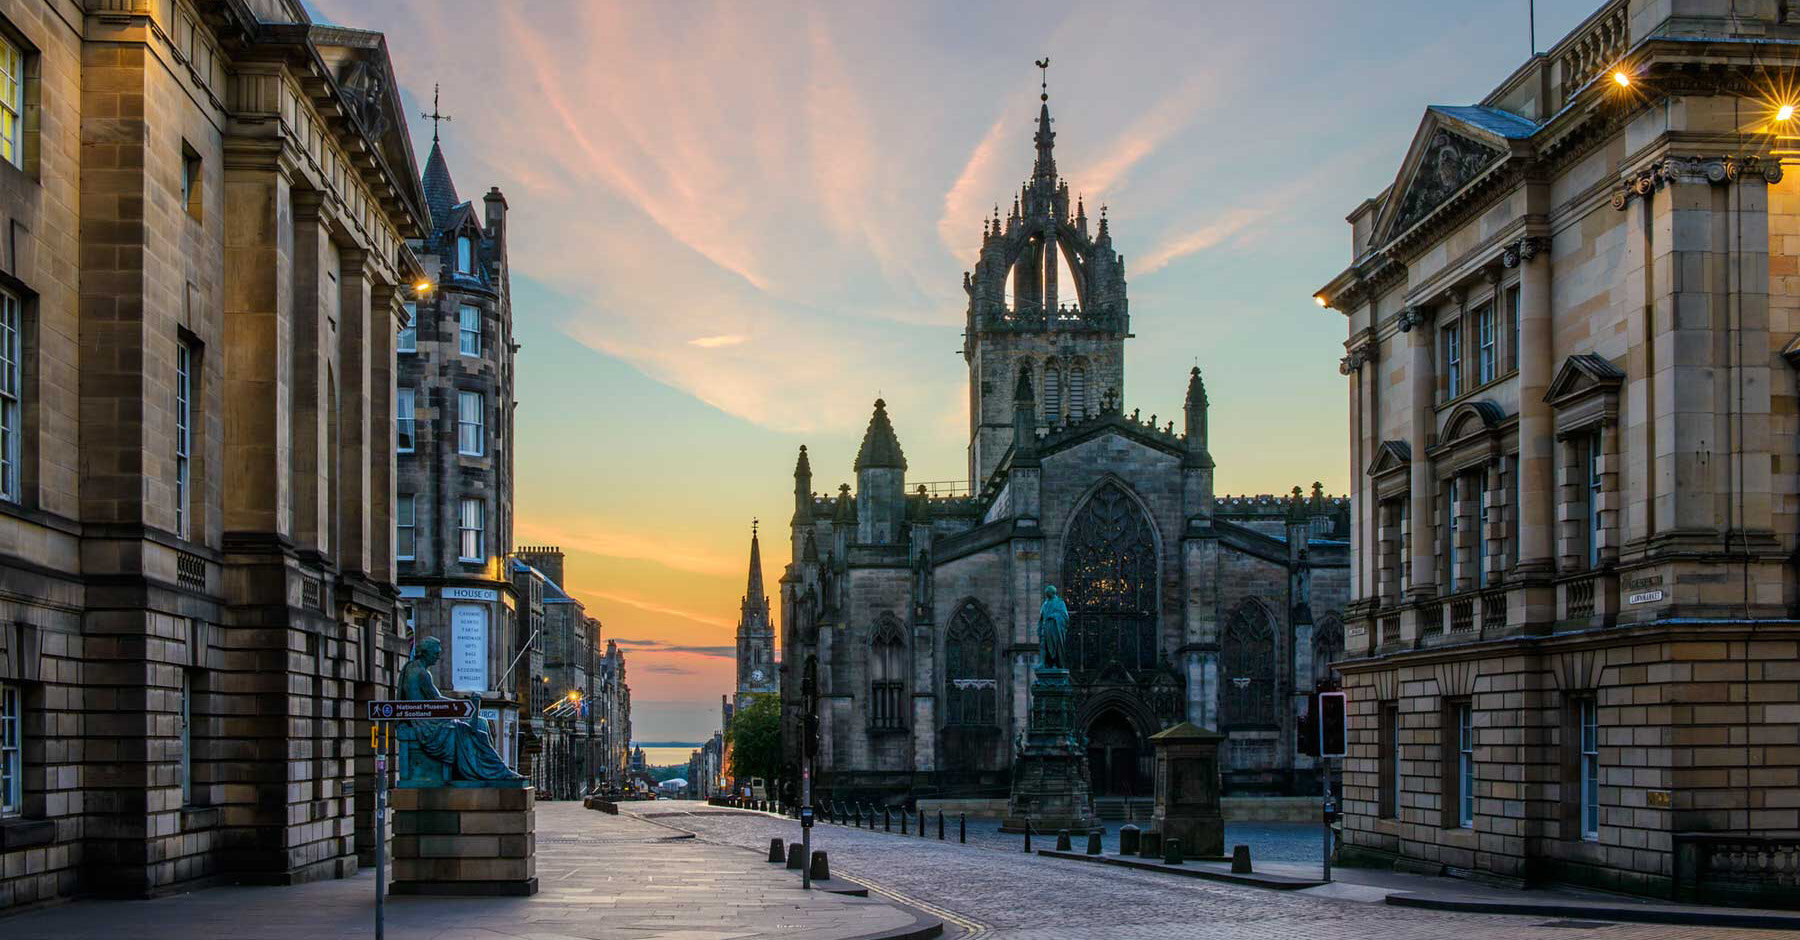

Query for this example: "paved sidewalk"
[0,802,941,940]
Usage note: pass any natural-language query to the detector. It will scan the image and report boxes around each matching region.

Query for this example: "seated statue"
[396,637,527,788]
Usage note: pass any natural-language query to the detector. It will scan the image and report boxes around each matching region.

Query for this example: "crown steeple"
[1033,56,1056,183]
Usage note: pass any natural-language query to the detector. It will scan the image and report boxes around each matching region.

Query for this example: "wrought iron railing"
[177,551,206,590]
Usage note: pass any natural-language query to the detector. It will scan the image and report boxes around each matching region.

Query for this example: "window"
[457,235,474,275]
[1379,703,1400,819]
[396,388,415,453]
[0,36,20,169]
[458,497,484,561]
[457,390,484,456]
[1223,602,1277,727]
[180,144,202,221]
[179,671,193,805]
[396,494,416,560]
[1443,322,1462,398]
[1068,364,1086,420]
[1,289,20,502]
[1586,430,1602,568]
[0,682,18,816]
[1579,698,1599,840]
[944,603,997,725]
[175,339,194,539]
[1043,365,1061,423]
[398,302,417,353]
[1505,286,1520,373]
[1455,702,1474,828]
[870,618,905,730]
[458,304,481,357]
[1476,303,1496,384]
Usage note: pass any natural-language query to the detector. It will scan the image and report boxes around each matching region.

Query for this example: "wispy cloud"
[613,639,735,659]
[514,515,742,578]
[689,334,748,348]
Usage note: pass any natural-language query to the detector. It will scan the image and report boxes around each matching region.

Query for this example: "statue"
[396,637,526,787]
[1038,584,1070,670]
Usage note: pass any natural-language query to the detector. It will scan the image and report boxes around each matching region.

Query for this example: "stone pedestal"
[1003,668,1099,833]
[1150,722,1225,859]
[390,786,538,896]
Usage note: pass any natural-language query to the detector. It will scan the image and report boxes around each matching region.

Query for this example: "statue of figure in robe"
[396,637,527,787]
[1038,585,1070,670]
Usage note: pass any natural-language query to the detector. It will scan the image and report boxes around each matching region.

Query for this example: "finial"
[1035,57,1050,102]
[421,82,453,144]
[752,517,759,537]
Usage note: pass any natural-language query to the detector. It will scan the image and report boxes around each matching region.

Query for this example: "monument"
[1149,721,1226,859]
[389,637,539,896]
[1002,586,1100,833]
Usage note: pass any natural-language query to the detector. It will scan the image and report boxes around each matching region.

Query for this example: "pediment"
[1365,440,1411,477]
[1545,353,1625,405]
[1440,400,1505,444]
[311,26,429,234]
[1373,109,1514,244]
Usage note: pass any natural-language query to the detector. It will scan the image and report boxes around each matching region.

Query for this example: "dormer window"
[456,235,474,275]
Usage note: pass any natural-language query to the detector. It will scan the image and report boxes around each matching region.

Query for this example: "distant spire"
[794,444,812,478]
[742,521,766,612]
[1186,366,1208,408]
[854,399,908,472]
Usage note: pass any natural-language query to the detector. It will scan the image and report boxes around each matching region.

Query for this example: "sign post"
[801,656,820,890]
[1318,690,1348,884]
[366,698,475,935]
[374,725,387,940]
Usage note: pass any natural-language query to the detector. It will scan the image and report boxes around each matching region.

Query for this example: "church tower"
[735,521,778,704]
[963,66,1131,486]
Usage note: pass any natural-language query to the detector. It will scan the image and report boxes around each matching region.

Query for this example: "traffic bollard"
[810,850,831,881]
[1119,824,1140,856]
[1056,829,1071,852]
[768,838,785,863]
[918,808,925,837]
[937,810,944,840]
[1087,830,1102,855]
[884,807,891,832]
[1023,815,1032,853]
[787,842,805,870]
[1163,837,1183,865]
[960,813,966,844]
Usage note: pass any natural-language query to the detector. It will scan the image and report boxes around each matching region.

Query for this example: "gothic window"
[870,617,905,730]
[1043,359,1062,423]
[1068,362,1087,420]
[944,602,996,725]
[1223,601,1277,727]
[1063,481,1159,673]
[1312,613,1345,688]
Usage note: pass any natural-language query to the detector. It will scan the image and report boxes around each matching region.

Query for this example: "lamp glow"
[413,279,434,294]
[1779,104,1795,122]
[1313,294,1328,308]
[1612,70,1631,88]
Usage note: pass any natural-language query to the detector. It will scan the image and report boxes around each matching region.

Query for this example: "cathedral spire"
[742,520,767,615]
[1033,57,1056,182]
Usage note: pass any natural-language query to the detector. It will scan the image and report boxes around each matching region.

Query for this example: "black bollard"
[937,810,945,840]
[1056,828,1072,852]
[918,809,925,837]
[810,850,831,881]
[787,842,805,870]
[1163,837,1183,865]
[768,838,785,863]
[1087,830,1103,855]
[1023,816,1033,853]
[1140,830,1162,859]
[884,807,892,832]
[1118,824,1140,857]
[1231,844,1253,874]
[855,804,862,828]
[960,813,966,844]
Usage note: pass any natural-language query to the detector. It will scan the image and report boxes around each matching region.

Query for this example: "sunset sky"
[314,0,1598,743]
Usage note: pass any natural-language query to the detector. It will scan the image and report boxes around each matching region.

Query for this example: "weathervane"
[419,81,453,142]
[1035,57,1050,102]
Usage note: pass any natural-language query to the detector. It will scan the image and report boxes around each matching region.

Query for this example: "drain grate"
[1535,921,1615,930]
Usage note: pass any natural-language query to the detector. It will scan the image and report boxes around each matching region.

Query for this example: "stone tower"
[735,521,778,703]
[963,84,1131,486]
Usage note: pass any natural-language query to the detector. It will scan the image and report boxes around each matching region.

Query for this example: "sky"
[314,0,1599,743]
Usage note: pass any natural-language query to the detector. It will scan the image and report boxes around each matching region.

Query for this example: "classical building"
[397,119,522,767]
[734,522,779,710]
[1315,0,1800,904]
[0,0,426,908]
[777,86,1350,808]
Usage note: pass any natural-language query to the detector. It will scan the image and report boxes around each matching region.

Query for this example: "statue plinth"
[1002,667,1099,833]
[1150,722,1226,859]
[390,785,539,896]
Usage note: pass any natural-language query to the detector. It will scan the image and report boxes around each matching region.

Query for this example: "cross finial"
[752,517,759,537]
[1035,57,1050,102]
[421,83,452,143]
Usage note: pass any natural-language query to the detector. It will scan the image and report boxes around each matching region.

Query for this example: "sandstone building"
[0,0,426,908]
[396,120,522,768]
[1316,0,1800,904]
[778,89,1350,808]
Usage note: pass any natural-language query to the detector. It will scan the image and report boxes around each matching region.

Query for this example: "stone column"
[1403,307,1437,642]
[370,282,400,586]
[1507,235,1555,626]
[1484,460,1506,587]
[221,147,295,536]
[289,190,329,553]
[337,247,373,577]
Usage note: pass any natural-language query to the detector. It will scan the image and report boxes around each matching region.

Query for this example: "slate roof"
[421,139,460,230]
[1428,106,1539,140]
[853,399,907,471]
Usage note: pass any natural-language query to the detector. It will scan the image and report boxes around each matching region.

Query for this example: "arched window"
[1312,613,1345,688]
[1068,363,1087,420]
[870,617,906,730]
[1043,361,1062,424]
[1062,481,1159,673]
[1223,601,1277,727]
[944,603,997,725]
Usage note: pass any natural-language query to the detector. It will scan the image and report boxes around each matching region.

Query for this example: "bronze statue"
[1038,585,1069,670]
[396,637,526,787]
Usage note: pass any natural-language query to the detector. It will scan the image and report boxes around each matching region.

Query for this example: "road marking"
[837,872,992,940]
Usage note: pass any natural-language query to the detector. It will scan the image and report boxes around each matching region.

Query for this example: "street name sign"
[367,699,475,721]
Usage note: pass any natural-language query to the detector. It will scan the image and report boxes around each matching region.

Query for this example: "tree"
[726,693,782,785]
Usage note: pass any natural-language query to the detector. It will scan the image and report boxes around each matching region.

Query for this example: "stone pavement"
[0,802,940,940]
[644,802,1798,940]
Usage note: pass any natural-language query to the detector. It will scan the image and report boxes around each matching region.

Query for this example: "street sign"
[367,699,475,721]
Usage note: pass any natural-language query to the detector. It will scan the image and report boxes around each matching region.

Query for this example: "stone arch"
[1042,356,1063,424]
[1060,477,1161,674]
[1221,598,1278,729]
[943,599,998,726]
[1312,611,1345,687]
[869,613,906,730]
[1068,357,1089,421]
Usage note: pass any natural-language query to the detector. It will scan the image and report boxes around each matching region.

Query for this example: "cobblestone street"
[631,803,1793,940]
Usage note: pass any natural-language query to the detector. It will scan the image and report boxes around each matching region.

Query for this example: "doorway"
[1085,710,1144,797]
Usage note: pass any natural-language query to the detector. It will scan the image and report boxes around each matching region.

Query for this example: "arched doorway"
[1085,709,1145,797]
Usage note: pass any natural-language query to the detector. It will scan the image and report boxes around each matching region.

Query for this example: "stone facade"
[0,0,427,909]
[778,91,1350,807]
[512,546,622,800]
[1316,0,1800,903]
[397,131,522,773]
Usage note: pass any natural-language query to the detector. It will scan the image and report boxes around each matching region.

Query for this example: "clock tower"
[735,520,778,704]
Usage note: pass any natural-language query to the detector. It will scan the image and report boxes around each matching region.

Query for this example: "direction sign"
[367,699,476,721]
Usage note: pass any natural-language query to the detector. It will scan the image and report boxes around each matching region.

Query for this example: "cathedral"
[773,87,1350,806]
